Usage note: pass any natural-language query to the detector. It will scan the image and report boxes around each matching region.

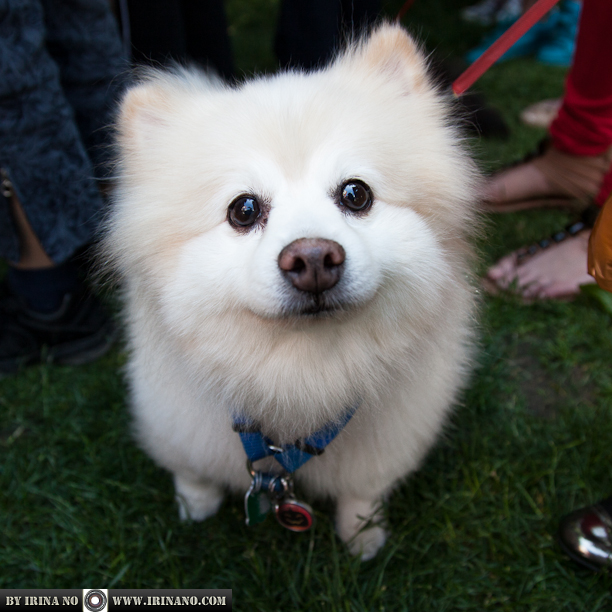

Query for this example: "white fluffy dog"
[104,23,479,560]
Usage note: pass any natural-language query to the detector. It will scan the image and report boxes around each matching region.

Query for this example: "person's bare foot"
[485,230,595,300]
[482,145,612,213]
[483,157,554,205]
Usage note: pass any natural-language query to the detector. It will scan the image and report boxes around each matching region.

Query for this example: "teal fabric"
[465,0,580,66]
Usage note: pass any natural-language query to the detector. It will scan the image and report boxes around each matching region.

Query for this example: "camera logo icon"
[83,590,108,612]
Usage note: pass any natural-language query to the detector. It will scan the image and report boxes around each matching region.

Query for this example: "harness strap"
[233,401,359,473]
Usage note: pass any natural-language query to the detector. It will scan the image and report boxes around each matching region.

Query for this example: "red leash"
[452,0,562,95]
[396,0,562,95]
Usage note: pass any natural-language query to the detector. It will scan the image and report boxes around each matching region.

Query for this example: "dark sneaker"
[0,283,117,375]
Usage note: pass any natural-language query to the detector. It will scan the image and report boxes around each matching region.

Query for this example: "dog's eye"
[339,181,372,213]
[228,195,261,228]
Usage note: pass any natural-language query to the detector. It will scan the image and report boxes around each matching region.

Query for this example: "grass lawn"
[2,0,612,609]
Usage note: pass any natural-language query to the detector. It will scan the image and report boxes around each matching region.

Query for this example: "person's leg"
[8,194,53,270]
[482,145,612,213]
[550,0,612,160]
[485,0,612,300]
[0,0,105,265]
[483,0,612,212]
[4,188,80,314]
[0,0,118,372]
[42,0,127,175]
[1,184,116,373]
[550,0,612,206]
[485,227,595,300]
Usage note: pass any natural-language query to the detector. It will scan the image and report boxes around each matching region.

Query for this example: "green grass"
[2,0,612,609]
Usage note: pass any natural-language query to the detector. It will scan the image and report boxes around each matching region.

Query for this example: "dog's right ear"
[117,70,223,156]
[117,80,175,152]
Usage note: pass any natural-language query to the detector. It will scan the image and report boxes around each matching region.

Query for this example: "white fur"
[104,23,480,560]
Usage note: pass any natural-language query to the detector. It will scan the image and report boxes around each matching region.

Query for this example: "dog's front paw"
[174,475,224,521]
[346,524,388,561]
[336,496,388,561]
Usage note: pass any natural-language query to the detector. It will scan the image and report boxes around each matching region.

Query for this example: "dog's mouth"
[279,289,357,318]
[299,302,339,317]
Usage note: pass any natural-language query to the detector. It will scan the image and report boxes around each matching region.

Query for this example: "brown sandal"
[482,206,599,300]
[482,141,612,214]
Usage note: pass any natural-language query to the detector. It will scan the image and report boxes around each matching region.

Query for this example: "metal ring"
[267,475,280,495]
[279,475,293,494]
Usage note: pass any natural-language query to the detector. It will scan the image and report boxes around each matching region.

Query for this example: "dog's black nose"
[278,238,345,294]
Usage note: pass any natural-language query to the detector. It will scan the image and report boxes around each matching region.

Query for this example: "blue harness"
[233,402,359,528]
[232,401,359,474]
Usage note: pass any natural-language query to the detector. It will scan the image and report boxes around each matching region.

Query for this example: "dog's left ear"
[347,23,429,93]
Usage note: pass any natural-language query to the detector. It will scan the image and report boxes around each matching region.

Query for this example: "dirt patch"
[507,345,595,419]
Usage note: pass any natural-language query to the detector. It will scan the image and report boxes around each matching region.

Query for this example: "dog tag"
[275,497,314,532]
[245,478,271,526]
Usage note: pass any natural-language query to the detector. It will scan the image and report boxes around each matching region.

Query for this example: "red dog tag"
[275,498,314,532]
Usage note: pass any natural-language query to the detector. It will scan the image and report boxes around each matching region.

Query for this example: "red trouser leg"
[549,0,612,204]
